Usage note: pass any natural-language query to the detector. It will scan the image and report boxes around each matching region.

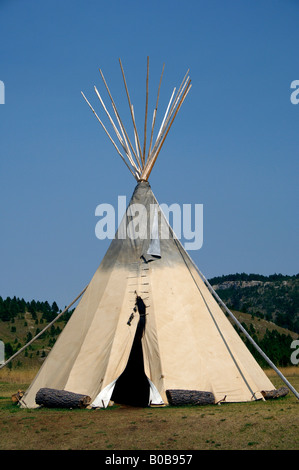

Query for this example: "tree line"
[209,272,299,285]
[0,296,72,323]
[236,324,296,368]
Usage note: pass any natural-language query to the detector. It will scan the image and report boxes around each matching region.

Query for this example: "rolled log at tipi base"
[35,388,91,409]
[261,387,289,400]
[166,389,215,406]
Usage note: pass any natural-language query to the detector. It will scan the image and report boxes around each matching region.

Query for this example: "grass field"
[0,367,298,451]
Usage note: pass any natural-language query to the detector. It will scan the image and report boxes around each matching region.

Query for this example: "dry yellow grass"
[265,366,299,377]
[1,365,298,384]
[0,367,39,384]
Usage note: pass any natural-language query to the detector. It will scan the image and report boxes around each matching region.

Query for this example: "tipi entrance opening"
[111,295,150,407]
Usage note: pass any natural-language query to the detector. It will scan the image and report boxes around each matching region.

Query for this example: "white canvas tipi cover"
[21,181,275,408]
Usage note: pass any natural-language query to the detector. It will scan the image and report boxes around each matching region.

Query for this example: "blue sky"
[0,0,298,307]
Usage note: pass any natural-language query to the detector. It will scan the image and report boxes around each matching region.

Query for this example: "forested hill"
[209,273,299,334]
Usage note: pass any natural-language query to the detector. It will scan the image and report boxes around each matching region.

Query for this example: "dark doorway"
[111,296,150,407]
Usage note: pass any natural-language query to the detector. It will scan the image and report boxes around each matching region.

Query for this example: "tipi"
[20,58,291,409]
